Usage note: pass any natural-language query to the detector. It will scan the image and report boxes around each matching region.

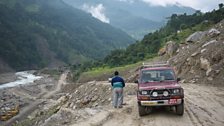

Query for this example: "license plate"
[142,102,157,105]
[169,99,177,104]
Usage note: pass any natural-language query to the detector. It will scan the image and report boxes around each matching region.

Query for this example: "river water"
[0,71,42,89]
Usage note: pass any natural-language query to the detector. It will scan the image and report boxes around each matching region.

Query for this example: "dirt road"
[72,82,224,126]
[44,71,68,98]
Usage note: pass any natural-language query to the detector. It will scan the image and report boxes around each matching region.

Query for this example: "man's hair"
[114,71,119,76]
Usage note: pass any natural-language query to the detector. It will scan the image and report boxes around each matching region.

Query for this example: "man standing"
[111,71,125,108]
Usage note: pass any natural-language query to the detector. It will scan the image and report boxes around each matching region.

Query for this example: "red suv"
[136,62,184,116]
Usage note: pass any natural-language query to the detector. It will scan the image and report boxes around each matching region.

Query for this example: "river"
[0,71,42,89]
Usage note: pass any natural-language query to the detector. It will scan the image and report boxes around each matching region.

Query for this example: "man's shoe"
[118,106,123,108]
[114,106,117,108]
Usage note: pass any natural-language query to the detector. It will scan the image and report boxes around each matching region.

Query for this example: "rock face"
[168,20,224,85]
[186,31,207,43]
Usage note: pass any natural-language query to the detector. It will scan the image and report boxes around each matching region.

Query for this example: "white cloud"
[117,0,135,3]
[141,0,224,12]
[82,4,110,23]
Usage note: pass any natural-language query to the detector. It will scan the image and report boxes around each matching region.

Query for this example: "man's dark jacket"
[111,76,125,88]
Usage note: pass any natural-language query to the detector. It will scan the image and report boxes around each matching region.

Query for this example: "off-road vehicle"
[136,62,184,116]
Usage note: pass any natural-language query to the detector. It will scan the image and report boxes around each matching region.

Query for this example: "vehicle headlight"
[141,91,148,95]
[163,91,169,96]
[152,92,158,97]
[173,89,180,94]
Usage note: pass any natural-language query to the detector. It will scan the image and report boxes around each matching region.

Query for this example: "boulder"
[165,41,179,57]
[191,52,200,57]
[202,40,218,48]
[208,28,220,37]
[200,57,212,76]
[186,31,207,43]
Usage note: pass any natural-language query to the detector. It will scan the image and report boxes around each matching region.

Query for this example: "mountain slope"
[63,0,195,39]
[0,0,134,71]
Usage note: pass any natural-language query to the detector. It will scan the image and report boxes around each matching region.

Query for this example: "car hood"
[139,81,181,90]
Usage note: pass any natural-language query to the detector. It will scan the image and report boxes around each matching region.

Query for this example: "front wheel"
[138,104,152,116]
[176,100,184,116]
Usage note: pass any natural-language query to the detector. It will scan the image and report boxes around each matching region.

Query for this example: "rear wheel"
[138,104,151,116]
[176,100,184,116]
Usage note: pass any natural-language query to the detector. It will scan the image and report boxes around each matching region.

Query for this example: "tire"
[138,104,152,116]
[176,100,184,116]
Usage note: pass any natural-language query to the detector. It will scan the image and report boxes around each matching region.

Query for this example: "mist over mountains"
[0,0,134,72]
[64,0,195,39]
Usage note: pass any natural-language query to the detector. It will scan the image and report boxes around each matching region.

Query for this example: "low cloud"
[82,4,110,23]
[117,0,135,3]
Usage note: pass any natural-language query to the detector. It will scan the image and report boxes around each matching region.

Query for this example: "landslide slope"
[160,20,224,85]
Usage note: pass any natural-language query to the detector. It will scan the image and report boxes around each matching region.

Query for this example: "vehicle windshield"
[140,69,175,83]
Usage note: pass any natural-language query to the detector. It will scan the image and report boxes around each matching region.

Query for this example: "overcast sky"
[141,0,224,12]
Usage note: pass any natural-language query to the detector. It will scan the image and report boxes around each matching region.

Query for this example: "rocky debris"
[37,81,137,126]
[168,20,224,85]
[64,82,136,110]
[186,31,207,43]
[67,83,112,109]
[0,91,23,119]
[208,28,220,37]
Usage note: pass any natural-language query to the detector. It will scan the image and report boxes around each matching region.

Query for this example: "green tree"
[219,3,224,9]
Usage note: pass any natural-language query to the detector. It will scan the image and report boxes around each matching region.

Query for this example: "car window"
[141,69,175,83]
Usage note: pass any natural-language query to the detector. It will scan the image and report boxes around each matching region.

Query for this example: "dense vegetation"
[103,4,224,67]
[0,0,134,71]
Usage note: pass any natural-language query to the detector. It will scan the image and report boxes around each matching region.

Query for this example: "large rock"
[202,40,218,48]
[208,28,220,37]
[165,41,179,57]
[186,31,207,43]
[200,57,212,76]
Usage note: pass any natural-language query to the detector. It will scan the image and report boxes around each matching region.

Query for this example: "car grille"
[150,89,171,99]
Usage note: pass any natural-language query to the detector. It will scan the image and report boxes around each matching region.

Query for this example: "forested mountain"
[64,0,195,39]
[0,0,134,71]
[103,5,224,67]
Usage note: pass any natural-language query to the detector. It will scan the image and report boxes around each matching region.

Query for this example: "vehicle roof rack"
[142,61,170,68]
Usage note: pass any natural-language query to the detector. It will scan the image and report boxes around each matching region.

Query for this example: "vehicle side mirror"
[134,80,138,84]
[177,78,181,82]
